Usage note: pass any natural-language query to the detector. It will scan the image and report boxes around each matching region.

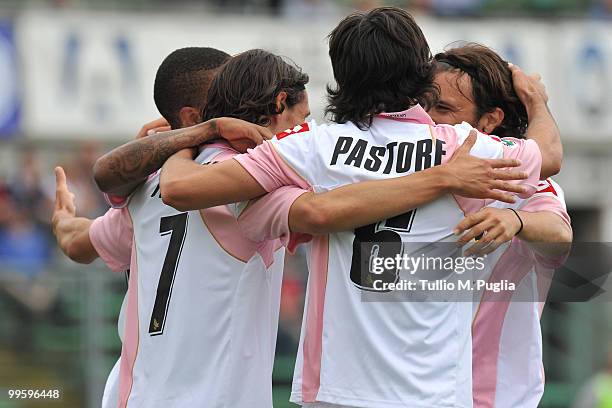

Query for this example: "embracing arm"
[93,121,221,197]
[52,167,98,264]
[516,210,572,257]
[288,166,451,234]
[455,207,572,258]
[523,102,561,179]
[288,132,528,234]
[511,65,562,179]
[160,149,267,211]
[162,132,528,235]
[93,118,271,198]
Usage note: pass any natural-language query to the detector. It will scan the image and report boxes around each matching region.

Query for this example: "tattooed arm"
[93,118,272,197]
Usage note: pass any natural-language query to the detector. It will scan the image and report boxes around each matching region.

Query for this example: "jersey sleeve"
[103,171,160,209]
[450,122,543,199]
[233,121,317,192]
[199,144,313,250]
[234,186,313,253]
[89,208,133,272]
[519,179,571,228]
[519,179,571,268]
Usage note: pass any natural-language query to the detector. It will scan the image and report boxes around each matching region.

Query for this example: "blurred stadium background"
[0,0,611,407]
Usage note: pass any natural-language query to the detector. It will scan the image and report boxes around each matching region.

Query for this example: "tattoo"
[94,121,216,195]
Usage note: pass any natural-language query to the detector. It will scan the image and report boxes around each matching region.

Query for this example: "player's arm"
[511,65,562,179]
[162,131,528,225]
[288,132,528,234]
[53,166,134,271]
[455,195,572,258]
[52,167,97,264]
[93,118,272,198]
[455,208,571,258]
[161,148,268,211]
[514,210,572,257]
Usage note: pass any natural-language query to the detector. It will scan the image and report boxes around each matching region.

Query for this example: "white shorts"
[101,358,120,408]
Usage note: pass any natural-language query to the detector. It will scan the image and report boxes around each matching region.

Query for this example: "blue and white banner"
[14,10,612,141]
[0,21,20,138]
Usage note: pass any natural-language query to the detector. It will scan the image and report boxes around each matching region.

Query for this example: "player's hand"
[52,166,77,232]
[509,64,548,105]
[454,207,522,256]
[136,117,171,139]
[215,117,274,153]
[444,130,528,204]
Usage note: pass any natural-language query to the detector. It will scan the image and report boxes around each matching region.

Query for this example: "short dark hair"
[203,49,309,126]
[434,43,528,138]
[326,7,438,129]
[154,47,230,129]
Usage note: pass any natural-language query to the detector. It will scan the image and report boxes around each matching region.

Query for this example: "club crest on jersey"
[276,123,309,140]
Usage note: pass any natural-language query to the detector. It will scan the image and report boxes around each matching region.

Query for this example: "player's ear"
[477,107,504,134]
[178,106,202,128]
[275,91,288,115]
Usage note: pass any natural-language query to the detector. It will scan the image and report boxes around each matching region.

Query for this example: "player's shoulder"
[443,122,499,143]
[275,120,316,140]
[535,178,564,199]
[272,120,344,154]
[520,177,568,213]
[196,141,239,164]
[428,122,463,144]
[439,121,514,144]
[107,169,161,209]
[431,122,503,158]
[273,119,361,142]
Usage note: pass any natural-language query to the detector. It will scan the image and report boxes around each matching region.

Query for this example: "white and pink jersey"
[234,104,542,408]
[88,207,132,408]
[90,144,307,408]
[472,179,570,408]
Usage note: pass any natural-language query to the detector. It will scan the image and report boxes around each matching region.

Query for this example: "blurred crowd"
[0,144,106,342]
[0,142,308,353]
[19,0,612,18]
[274,0,612,18]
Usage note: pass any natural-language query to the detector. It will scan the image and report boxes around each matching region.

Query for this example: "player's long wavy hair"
[202,49,309,126]
[326,7,438,129]
[434,43,528,138]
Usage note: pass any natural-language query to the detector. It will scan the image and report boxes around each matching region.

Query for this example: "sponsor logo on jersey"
[276,123,310,140]
[501,139,516,147]
[379,112,411,119]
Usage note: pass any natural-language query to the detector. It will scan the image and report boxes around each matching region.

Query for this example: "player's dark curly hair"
[434,43,528,138]
[326,7,438,129]
[202,49,309,126]
[154,47,230,129]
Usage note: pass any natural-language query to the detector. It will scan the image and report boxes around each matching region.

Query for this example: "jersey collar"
[198,140,237,153]
[375,104,435,125]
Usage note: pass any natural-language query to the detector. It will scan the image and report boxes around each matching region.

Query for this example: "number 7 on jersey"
[149,213,189,336]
